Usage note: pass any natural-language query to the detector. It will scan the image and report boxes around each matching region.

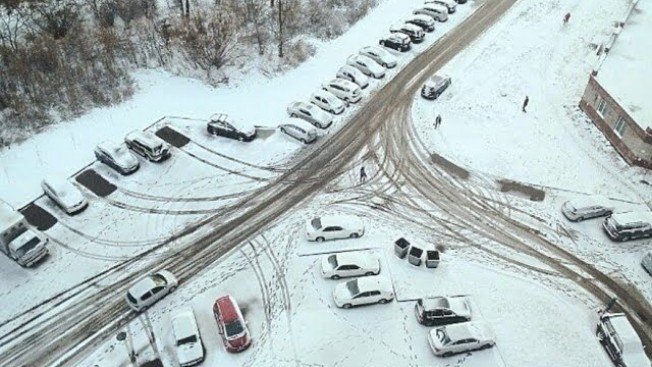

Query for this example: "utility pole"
[278,0,283,58]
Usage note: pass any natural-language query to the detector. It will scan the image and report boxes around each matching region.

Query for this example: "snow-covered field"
[1,0,651,366]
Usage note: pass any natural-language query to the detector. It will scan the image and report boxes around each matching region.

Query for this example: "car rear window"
[225,319,244,337]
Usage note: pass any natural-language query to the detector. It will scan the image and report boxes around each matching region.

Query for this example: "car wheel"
[442,352,453,357]
[343,303,352,309]
[170,286,177,292]
[365,271,375,276]
[383,63,388,67]
[378,298,389,304]
[331,275,341,280]
[300,138,307,144]
[238,136,244,142]
[576,216,584,221]
[290,113,297,118]
[316,237,325,242]
[350,233,360,238]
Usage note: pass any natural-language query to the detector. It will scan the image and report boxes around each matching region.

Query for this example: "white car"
[125,130,171,162]
[279,121,318,144]
[426,0,457,13]
[171,308,205,367]
[94,141,140,175]
[346,54,386,79]
[414,4,449,22]
[359,46,397,68]
[305,215,365,242]
[333,276,393,308]
[310,89,346,114]
[125,269,178,312]
[336,65,370,89]
[561,195,614,221]
[41,177,88,215]
[287,102,333,129]
[321,79,362,103]
[428,321,495,357]
[321,252,380,280]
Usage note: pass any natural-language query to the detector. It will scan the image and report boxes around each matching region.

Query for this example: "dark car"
[379,33,411,52]
[421,74,452,100]
[455,0,467,3]
[415,296,471,326]
[405,14,436,32]
[207,114,257,142]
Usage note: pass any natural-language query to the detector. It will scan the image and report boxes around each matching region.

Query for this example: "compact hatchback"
[95,141,140,175]
[279,122,318,144]
[41,177,88,215]
[427,321,495,357]
[125,130,171,162]
[213,295,252,353]
[287,101,333,129]
[305,215,365,242]
[321,79,362,104]
[171,308,205,367]
[332,276,394,308]
[379,33,412,52]
[310,89,347,114]
[415,296,472,326]
[321,252,380,280]
[561,195,614,221]
[421,74,452,100]
[125,270,178,312]
[405,14,436,32]
[207,113,257,142]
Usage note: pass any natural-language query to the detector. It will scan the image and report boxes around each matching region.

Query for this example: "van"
[596,313,650,367]
[602,212,652,241]
[124,130,171,162]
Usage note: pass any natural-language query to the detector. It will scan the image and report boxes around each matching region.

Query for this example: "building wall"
[579,74,652,169]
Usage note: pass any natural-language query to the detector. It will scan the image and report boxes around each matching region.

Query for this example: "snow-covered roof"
[603,314,650,366]
[319,215,363,228]
[0,203,23,229]
[596,1,652,130]
[611,211,652,225]
[567,195,613,210]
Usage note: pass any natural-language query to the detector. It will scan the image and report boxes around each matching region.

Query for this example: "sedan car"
[405,14,436,32]
[94,141,139,175]
[421,74,452,99]
[305,214,365,242]
[346,54,386,79]
[279,122,318,144]
[321,252,380,280]
[213,295,252,352]
[125,270,178,312]
[41,177,88,215]
[359,46,397,68]
[415,296,472,326]
[322,79,362,104]
[428,322,495,357]
[310,89,347,114]
[333,276,394,308]
[561,195,614,221]
[171,308,205,367]
[336,65,370,89]
[379,33,412,52]
[287,101,333,129]
[207,113,257,142]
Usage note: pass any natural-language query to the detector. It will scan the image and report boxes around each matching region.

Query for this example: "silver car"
[125,270,178,312]
[287,102,333,129]
[310,89,346,114]
[279,122,318,144]
[336,65,370,89]
[561,195,614,221]
[428,322,495,357]
[41,177,88,215]
[321,78,362,104]
[346,54,386,79]
[94,141,140,175]
[359,46,397,68]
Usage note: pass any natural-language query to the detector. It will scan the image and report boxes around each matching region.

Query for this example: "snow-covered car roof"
[391,22,423,33]
[330,252,376,268]
[610,211,652,225]
[425,74,450,87]
[125,130,165,148]
[407,14,436,24]
[326,78,358,91]
[128,272,170,299]
[312,89,341,102]
[603,314,650,366]
[172,308,199,340]
[348,276,385,293]
[209,114,256,135]
[422,296,470,313]
[316,215,363,228]
[361,46,393,59]
[423,3,448,12]
[440,322,490,342]
[566,195,614,210]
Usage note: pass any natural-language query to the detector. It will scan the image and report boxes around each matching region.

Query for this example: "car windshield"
[436,329,451,345]
[225,319,244,337]
[127,292,137,304]
[151,274,167,287]
[14,237,41,257]
[346,280,360,296]
[327,255,338,269]
[311,218,322,229]
[177,335,197,345]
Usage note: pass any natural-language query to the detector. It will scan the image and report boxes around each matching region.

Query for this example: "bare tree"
[0,4,27,51]
[242,0,266,55]
[26,0,81,40]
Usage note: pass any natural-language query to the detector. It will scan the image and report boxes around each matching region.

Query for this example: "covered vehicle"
[602,211,652,241]
[207,113,257,142]
[415,296,472,326]
[171,308,205,367]
[336,65,370,89]
[332,276,394,308]
[41,177,88,215]
[125,270,178,312]
[279,121,318,144]
[125,130,171,162]
[597,313,650,367]
[321,251,380,279]
[346,54,386,79]
[94,141,139,175]
[427,321,495,357]
[0,203,48,267]
[359,46,398,68]
[305,215,365,242]
[287,101,333,129]
[310,89,347,114]
[421,74,452,100]
[561,195,614,221]
[321,79,362,104]
[405,14,436,32]
[389,22,425,43]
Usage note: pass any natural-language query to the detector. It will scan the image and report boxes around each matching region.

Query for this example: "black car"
[455,0,467,3]
[379,33,411,52]
[405,15,436,32]
[421,74,452,100]
[415,297,471,326]
[207,114,257,142]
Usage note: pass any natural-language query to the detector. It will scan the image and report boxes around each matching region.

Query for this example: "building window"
[597,98,608,117]
[614,116,627,137]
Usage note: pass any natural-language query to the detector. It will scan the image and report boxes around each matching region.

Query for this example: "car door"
[338,264,361,277]
[300,108,314,124]
[367,290,381,304]
[150,285,165,303]
[323,226,344,239]
[353,291,369,306]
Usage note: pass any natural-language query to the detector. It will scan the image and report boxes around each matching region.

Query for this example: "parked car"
[171,308,205,367]
[310,89,347,114]
[125,270,177,312]
[379,33,412,52]
[455,0,468,3]
[597,313,650,367]
[41,177,88,215]
[279,122,318,144]
[421,74,452,100]
[336,65,370,89]
[390,23,425,43]
[321,79,362,104]
[94,141,139,175]
[405,14,436,32]
[428,322,495,357]
[124,130,171,162]
[333,276,394,308]
[415,296,472,326]
[561,195,614,221]
[321,252,380,280]
[359,46,397,68]
[425,0,457,13]
[287,102,333,129]
[602,212,652,241]
[346,54,386,79]
[642,251,652,276]
[414,4,449,22]
[207,113,257,142]
[213,295,252,353]
[305,215,365,242]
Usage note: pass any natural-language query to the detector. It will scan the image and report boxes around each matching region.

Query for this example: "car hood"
[115,151,139,168]
[176,342,203,365]
[448,298,471,317]
[333,283,351,302]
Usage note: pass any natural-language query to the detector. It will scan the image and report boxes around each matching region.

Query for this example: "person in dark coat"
[360,166,367,183]
[564,12,571,24]
[522,96,529,112]
[435,114,442,129]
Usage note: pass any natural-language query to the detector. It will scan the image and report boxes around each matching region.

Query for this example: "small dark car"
[421,74,452,100]
[207,114,257,142]
[405,14,436,32]
[379,33,411,52]
[415,296,471,326]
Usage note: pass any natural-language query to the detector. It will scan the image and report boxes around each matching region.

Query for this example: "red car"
[213,295,252,352]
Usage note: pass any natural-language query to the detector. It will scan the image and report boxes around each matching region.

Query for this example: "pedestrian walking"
[435,114,442,129]
[522,95,529,113]
[359,166,367,183]
[563,12,571,24]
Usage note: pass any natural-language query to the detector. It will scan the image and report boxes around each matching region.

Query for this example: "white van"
[596,313,650,367]
[602,212,652,241]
